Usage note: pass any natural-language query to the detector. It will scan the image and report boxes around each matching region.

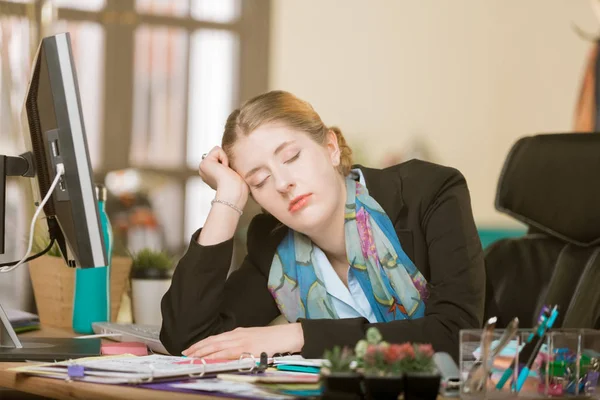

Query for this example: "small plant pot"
[363,374,404,400]
[403,372,441,400]
[321,372,364,399]
[131,267,171,326]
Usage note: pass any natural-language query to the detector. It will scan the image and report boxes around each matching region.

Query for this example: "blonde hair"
[222,90,353,176]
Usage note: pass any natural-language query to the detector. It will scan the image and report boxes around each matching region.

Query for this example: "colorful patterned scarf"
[267,176,428,323]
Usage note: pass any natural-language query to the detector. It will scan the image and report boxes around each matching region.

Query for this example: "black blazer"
[160,160,485,361]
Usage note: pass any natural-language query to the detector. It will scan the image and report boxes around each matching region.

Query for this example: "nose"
[273,170,295,194]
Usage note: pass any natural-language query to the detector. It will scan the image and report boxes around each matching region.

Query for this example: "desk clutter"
[6,304,600,399]
[6,309,40,333]
[9,354,323,399]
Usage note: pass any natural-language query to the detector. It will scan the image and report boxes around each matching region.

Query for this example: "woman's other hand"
[181,323,304,359]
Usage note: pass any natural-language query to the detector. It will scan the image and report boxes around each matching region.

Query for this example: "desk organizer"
[459,328,600,399]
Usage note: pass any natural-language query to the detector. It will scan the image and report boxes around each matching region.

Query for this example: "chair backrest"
[485,133,600,329]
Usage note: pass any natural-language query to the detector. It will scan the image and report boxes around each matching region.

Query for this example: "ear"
[325,130,341,167]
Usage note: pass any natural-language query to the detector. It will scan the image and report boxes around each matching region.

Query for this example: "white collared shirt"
[312,169,378,323]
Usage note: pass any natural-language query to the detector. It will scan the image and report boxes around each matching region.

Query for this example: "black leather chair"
[484,133,600,329]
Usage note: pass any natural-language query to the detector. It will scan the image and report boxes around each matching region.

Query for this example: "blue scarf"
[267,177,428,322]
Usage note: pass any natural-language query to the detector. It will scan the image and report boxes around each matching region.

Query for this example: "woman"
[160,91,485,361]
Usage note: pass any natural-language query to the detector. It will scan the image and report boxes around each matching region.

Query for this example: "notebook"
[10,354,256,384]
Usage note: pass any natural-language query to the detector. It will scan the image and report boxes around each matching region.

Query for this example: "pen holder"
[459,328,600,399]
[460,328,525,399]
[540,329,600,398]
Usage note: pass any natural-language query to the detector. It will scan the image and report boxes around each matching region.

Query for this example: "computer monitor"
[0,32,107,360]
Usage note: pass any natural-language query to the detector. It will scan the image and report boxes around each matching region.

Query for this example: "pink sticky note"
[101,342,148,356]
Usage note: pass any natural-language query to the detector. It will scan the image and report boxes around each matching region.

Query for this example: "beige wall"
[269,0,596,226]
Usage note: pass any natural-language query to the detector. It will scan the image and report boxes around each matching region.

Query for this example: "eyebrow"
[244,140,295,179]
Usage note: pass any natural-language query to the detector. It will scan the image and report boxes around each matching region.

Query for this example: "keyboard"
[91,322,169,354]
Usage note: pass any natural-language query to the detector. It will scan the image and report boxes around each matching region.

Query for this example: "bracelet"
[211,198,243,216]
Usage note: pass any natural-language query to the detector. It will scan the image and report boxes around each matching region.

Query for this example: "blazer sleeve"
[160,217,281,356]
[299,169,485,361]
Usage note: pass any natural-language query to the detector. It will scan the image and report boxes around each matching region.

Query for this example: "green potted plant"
[130,248,173,325]
[321,346,362,399]
[355,327,405,400]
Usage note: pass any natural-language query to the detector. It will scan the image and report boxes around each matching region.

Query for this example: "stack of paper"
[7,309,40,333]
[12,354,326,398]
[170,379,296,399]
[272,355,327,367]
[10,354,256,384]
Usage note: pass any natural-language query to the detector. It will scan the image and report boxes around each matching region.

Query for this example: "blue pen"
[514,307,559,392]
[496,310,550,390]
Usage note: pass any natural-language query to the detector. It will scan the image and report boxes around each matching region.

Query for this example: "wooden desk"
[0,327,466,400]
[0,327,218,399]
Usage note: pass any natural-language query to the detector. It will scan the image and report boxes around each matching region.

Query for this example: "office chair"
[484,133,600,329]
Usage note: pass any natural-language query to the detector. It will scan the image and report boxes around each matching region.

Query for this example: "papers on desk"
[10,354,325,397]
[171,379,295,399]
[10,354,256,384]
[272,355,327,367]
[218,370,320,384]
[6,309,40,333]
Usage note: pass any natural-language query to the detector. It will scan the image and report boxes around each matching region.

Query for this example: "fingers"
[199,146,228,169]
[183,329,242,356]
[216,148,229,168]
[187,345,243,360]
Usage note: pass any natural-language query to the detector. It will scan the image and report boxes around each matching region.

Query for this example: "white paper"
[6,309,39,322]
[272,355,326,367]
[171,378,293,399]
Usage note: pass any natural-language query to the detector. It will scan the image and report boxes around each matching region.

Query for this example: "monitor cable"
[0,163,65,273]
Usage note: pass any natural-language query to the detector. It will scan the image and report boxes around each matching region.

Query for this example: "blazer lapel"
[355,164,405,225]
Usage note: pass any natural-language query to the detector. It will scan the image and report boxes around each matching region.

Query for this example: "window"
[52,20,105,169]
[131,25,188,169]
[0,0,269,256]
[53,0,105,12]
[191,0,240,23]
[0,16,31,150]
[186,28,239,169]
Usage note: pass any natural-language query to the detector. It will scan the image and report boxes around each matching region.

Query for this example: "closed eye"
[285,151,301,164]
[253,176,270,189]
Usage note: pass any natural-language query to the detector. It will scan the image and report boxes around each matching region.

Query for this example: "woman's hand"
[199,146,249,210]
[181,323,304,359]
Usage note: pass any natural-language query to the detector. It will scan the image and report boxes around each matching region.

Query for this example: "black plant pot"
[321,372,364,400]
[403,372,441,400]
[363,375,404,400]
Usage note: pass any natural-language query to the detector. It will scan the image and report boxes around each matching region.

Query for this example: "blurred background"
[0,0,597,311]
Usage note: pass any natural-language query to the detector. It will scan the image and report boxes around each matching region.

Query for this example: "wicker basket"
[28,255,132,330]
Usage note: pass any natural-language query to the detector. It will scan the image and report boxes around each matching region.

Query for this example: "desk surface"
[0,326,219,400]
[0,327,471,400]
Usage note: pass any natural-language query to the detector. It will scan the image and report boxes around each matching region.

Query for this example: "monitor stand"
[0,153,101,361]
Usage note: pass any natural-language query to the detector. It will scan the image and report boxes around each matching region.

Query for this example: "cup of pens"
[459,310,600,398]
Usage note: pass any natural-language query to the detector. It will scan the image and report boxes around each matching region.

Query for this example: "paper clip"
[65,358,84,383]
[238,352,256,373]
[64,359,79,383]
[188,358,207,378]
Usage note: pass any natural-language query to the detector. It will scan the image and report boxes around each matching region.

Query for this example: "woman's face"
[231,122,344,235]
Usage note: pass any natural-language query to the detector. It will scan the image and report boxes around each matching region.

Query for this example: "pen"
[496,307,552,390]
[514,306,560,392]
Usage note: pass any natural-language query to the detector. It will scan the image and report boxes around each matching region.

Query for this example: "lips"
[288,194,312,213]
